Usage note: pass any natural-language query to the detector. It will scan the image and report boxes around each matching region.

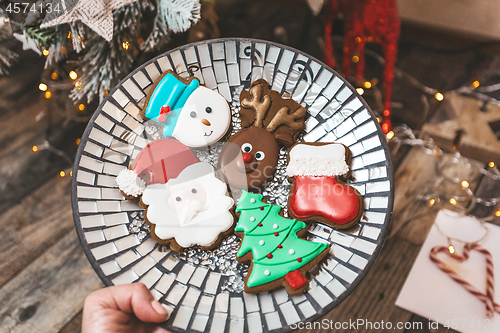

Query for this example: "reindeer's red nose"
[242,153,252,163]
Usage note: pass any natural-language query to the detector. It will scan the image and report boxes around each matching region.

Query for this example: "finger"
[86,283,169,323]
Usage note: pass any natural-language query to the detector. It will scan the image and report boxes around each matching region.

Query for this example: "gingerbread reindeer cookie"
[218,79,306,191]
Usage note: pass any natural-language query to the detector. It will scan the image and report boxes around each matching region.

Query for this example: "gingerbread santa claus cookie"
[115,138,198,201]
[115,139,234,252]
[141,162,235,252]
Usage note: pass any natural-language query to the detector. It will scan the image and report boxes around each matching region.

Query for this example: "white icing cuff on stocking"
[116,169,146,197]
[286,143,349,177]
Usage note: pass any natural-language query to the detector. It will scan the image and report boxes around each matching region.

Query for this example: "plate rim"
[71,37,394,333]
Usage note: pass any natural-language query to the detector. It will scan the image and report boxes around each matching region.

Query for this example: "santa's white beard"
[144,189,233,248]
[179,200,208,226]
[141,162,234,248]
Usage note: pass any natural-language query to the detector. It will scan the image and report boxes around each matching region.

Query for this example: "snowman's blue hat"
[144,73,199,138]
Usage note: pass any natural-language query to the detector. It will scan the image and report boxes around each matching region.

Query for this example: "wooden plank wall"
[0,49,102,333]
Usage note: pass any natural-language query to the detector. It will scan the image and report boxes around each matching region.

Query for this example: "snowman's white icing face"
[172,87,231,148]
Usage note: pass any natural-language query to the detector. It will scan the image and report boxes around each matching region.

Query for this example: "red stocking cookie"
[286,142,364,229]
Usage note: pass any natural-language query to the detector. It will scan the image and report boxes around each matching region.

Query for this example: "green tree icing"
[236,191,329,288]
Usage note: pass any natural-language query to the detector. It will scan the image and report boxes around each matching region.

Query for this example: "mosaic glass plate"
[72,38,394,333]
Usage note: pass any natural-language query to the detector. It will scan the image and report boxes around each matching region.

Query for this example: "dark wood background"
[1,0,500,332]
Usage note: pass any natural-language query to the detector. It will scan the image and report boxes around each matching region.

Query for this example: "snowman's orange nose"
[202,118,211,126]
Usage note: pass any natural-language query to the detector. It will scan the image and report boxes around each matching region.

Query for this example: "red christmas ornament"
[267,253,273,259]
[324,0,400,133]
[277,244,283,249]
[260,206,264,210]
[284,269,307,290]
[258,222,263,227]
[274,232,279,236]
[297,257,302,262]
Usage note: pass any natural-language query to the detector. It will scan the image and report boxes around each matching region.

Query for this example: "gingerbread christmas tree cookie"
[235,190,330,295]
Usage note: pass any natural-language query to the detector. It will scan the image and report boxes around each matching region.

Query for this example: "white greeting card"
[396,209,500,333]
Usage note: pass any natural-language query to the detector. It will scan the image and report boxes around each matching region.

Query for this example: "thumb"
[87,283,169,323]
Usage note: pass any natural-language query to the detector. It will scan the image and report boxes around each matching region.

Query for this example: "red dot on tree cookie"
[297,257,302,262]
[267,253,273,259]
[274,232,279,236]
[258,222,263,227]
[277,244,283,248]
[260,206,264,210]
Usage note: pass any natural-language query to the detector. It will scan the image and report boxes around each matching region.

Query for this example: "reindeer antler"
[266,106,307,133]
[241,84,271,127]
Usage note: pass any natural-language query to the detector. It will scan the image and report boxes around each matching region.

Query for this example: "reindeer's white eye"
[255,151,265,160]
[241,143,252,153]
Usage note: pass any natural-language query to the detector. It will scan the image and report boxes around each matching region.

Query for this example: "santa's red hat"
[116,138,198,197]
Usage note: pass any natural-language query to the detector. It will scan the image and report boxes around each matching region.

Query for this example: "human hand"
[82,283,171,333]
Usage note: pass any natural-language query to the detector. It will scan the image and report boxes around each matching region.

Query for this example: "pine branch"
[68,0,201,103]
[142,0,201,52]
[44,25,71,68]
[69,34,135,103]
[0,23,18,75]
[69,1,147,103]
[25,25,57,49]
[68,22,88,53]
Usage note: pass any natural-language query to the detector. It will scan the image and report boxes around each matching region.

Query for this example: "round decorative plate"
[72,38,393,333]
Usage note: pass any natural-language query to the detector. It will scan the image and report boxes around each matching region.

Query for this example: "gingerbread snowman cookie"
[142,70,232,148]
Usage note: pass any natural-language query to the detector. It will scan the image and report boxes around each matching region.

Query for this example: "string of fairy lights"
[31,46,86,179]
[29,31,138,179]
[29,34,500,187]
[388,124,500,253]
[345,43,500,141]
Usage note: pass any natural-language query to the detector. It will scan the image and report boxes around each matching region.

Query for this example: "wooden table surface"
[1,2,500,332]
